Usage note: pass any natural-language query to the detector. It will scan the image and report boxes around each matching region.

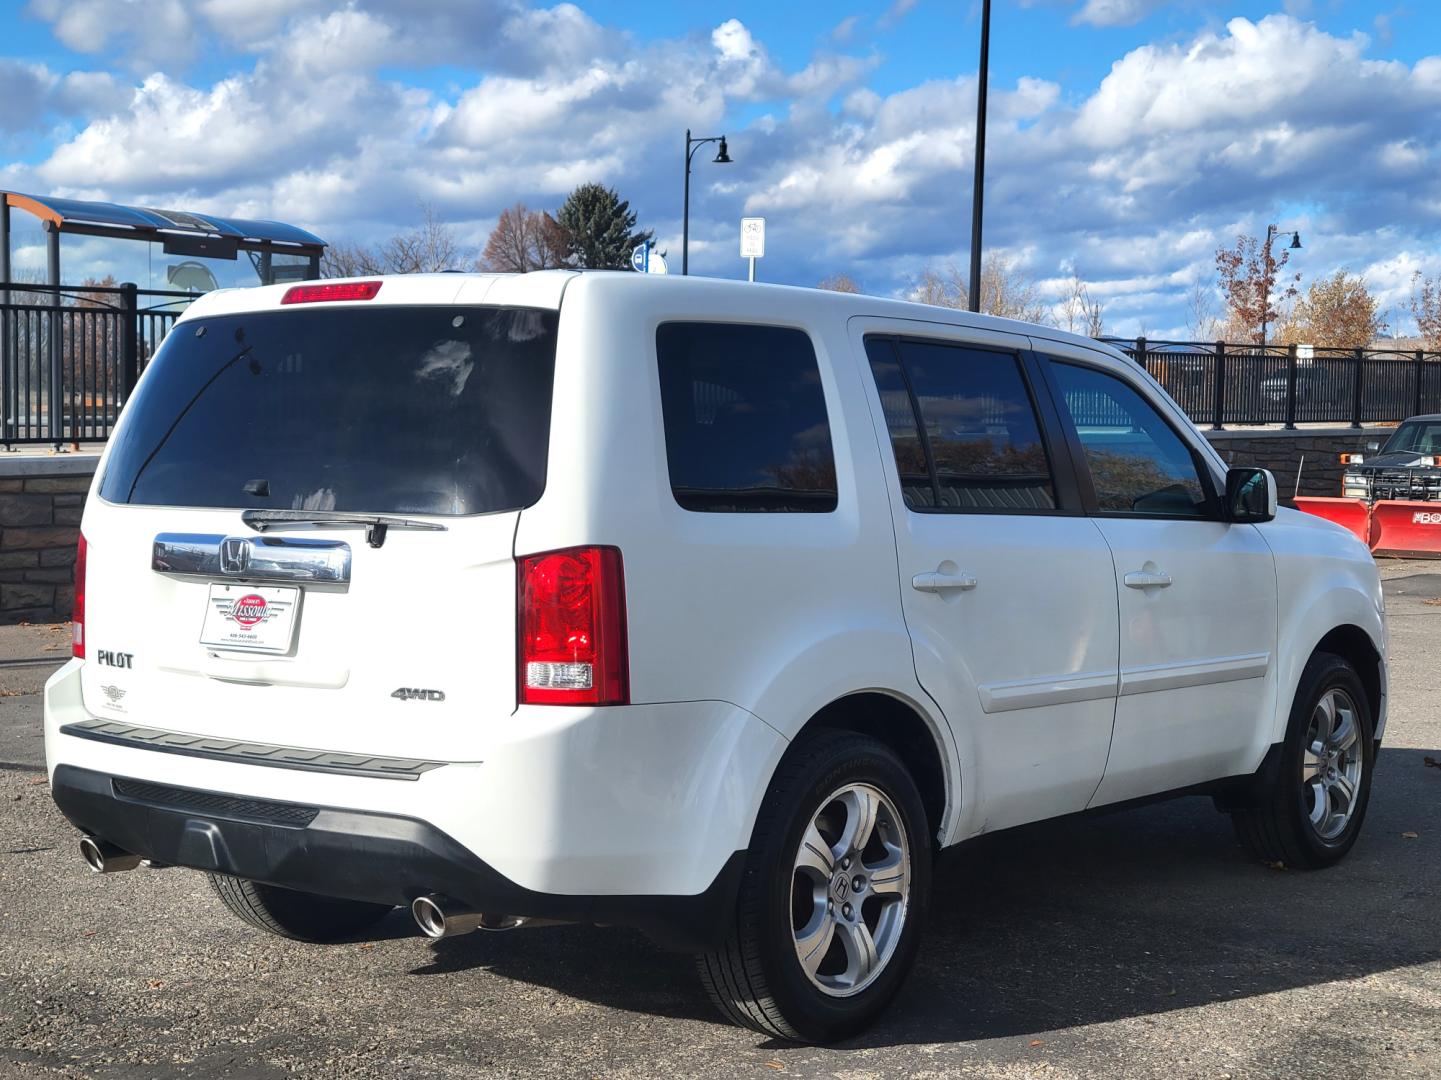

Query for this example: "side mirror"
[1367,440,1381,452]
[1226,467,1276,524]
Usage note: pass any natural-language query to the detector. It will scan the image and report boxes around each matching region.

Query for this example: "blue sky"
[2,0,1440,336]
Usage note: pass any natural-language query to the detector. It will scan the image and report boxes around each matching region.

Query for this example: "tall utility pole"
[968,0,991,313]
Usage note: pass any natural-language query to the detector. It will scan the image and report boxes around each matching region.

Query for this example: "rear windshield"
[100,305,557,516]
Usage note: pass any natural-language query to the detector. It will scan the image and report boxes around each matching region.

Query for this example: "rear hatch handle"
[240,509,447,548]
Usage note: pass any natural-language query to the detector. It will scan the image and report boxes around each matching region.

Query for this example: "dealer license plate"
[200,584,300,654]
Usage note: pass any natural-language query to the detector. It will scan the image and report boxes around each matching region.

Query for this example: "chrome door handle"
[912,571,978,594]
[1123,570,1172,589]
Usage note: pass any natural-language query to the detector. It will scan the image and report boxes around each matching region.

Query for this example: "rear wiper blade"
[240,509,447,548]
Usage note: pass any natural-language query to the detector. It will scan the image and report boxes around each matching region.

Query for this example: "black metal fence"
[1105,338,1441,429]
[5,292,1441,446]
[0,281,191,446]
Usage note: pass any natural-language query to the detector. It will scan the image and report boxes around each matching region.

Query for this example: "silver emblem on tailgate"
[220,538,251,575]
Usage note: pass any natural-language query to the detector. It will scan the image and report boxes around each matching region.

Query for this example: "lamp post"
[682,130,731,276]
[968,0,991,313]
[1259,224,1302,349]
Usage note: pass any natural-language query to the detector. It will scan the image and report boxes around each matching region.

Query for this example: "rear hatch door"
[80,299,559,762]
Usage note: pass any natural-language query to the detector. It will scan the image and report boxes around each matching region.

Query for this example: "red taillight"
[72,533,87,659]
[518,546,628,706]
[280,281,382,305]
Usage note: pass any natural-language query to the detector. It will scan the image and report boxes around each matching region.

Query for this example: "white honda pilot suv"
[45,272,1386,1043]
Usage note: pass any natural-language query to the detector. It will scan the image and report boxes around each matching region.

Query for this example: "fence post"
[1416,349,1426,418]
[119,282,139,405]
[1350,347,1364,429]
[1135,335,1147,372]
[1212,340,1226,430]
[1285,343,1298,429]
[46,226,61,448]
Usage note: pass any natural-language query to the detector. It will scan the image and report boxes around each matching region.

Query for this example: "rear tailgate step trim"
[60,719,448,780]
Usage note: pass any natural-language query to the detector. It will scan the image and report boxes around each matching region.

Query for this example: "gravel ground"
[1,565,1439,1079]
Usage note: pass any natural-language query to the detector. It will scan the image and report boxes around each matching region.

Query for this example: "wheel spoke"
[794,910,836,977]
[1307,781,1329,829]
[1332,771,1357,816]
[1302,746,1324,781]
[1330,709,1358,752]
[795,821,835,881]
[837,787,880,857]
[836,918,880,988]
[1314,691,1337,741]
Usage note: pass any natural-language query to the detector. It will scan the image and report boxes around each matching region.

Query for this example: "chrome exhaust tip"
[79,835,142,874]
[411,894,485,939]
[411,894,528,938]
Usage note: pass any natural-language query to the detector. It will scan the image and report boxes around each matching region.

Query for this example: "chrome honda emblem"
[220,538,250,575]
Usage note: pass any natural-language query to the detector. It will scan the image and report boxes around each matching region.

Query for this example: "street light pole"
[1259,224,1302,349]
[968,0,991,313]
[682,130,731,276]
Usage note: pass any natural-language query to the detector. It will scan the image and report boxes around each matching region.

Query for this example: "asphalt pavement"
[1,566,1439,1079]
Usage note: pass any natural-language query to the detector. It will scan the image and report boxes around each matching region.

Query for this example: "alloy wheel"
[790,783,911,998]
[1302,687,1364,842]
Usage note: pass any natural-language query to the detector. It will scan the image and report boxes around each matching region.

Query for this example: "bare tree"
[1059,269,1105,337]
[321,205,466,277]
[320,242,386,278]
[1214,227,1301,345]
[909,256,1050,323]
[1185,274,1223,341]
[481,203,571,273]
[1411,272,1441,350]
[818,273,861,294]
[383,205,463,273]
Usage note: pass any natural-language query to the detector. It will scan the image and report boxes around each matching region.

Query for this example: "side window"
[657,323,838,512]
[865,337,1055,512]
[1049,360,1212,518]
[863,340,932,509]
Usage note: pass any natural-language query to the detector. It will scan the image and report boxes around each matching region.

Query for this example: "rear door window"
[865,337,1056,511]
[656,323,837,512]
[100,306,557,516]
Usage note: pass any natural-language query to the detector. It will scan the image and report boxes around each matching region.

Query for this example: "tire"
[209,874,393,943]
[1230,651,1374,869]
[698,731,932,1044]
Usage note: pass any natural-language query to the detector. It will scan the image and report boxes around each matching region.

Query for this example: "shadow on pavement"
[403,745,1441,1046]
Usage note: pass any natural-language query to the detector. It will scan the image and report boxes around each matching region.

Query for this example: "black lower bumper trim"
[51,765,743,952]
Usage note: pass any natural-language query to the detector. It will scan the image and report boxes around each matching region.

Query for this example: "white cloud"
[1071,0,1165,29]
[6,6,1441,335]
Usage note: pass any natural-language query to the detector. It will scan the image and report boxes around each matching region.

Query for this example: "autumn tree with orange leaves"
[1215,228,1301,346]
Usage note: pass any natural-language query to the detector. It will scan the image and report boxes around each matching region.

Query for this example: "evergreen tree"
[554,183,653,270]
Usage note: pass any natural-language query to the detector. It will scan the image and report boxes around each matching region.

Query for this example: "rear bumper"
[51,764,743,950]
[44,660,787,948]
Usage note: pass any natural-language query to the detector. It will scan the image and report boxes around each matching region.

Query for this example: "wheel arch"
[1311,623,1385,739]
[789,691,951,846]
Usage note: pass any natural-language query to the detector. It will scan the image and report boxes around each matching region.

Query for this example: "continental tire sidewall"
[754,739,932,1041]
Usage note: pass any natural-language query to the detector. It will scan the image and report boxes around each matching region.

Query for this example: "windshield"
[101,305,557,515]
[1382,421,1441,456]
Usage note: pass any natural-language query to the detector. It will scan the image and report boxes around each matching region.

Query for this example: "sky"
[1,0,1439,337]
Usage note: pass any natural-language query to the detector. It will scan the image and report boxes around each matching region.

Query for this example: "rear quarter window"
[656,322,838,513]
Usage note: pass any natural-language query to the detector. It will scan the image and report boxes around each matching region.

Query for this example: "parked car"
[1261,363,1348,407]
[45,273,1387,1043]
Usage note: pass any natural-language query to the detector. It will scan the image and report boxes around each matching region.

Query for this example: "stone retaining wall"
[0,456,98,625]
[1204,427,1388,502]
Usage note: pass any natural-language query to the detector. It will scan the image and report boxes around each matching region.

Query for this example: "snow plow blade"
[1368,500,1441,558]
[1293,497,1372,546]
